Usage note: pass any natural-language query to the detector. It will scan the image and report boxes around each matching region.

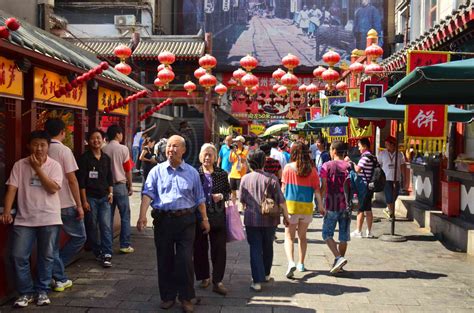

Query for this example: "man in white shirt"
[269,138,287,170]
[378,136,405,219]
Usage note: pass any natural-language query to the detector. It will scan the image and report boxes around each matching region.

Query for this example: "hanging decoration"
[0,17,21,39]
[139,98,172,121]
[113,44,132,76]
[364,43,384,76]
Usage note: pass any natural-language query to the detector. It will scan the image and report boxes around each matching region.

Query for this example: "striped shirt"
[357,151,374,184]
[282,163,320,215]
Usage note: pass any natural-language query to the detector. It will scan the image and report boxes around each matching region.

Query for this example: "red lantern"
[313,66,326,79]
[232,68,246,82]
[65,83,73,92]
[158,51,176,65]
[365,43,383,59]
[100,61,109,70]
[336,81,348,91]
[298,84,307,93]
[272,84,281,93]
[5,17,20,31]
[114,44,132,59]
[364,62,383,76]
[184,81,197,94]
[322,50,341,67]
[349,62,364,74]
[199,73,217,89]
[241,73,259,88]
[115,62,132,76]
[54,90,63,98]
[282,53,300,71]
[272,68,286,82]
[280,72,298,88]
[214,83,228,97]
[94,67,103,75]
[199,54,217,71]
[157,68,175,85]
[70,80,78,88]
[240,55,258,72]
[194,67,207,80]
[321,68,340,84]
[306,83,318,94]
[75,76,84,84]
[247,85,259,96]
[0,26,10,39]
[59,86,67,95]
[227,78,238,89]
[277,85,288,97]
[157,64,173,72]
[154,77,165,89]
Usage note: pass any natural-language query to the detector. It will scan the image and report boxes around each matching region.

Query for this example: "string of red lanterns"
[0,17,21,39]
[104,89,149,114]
[139,98,172,121]
[155,51,176,90]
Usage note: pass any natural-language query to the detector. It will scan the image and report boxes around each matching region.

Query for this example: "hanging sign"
[223,0,230,12]
[34,68,87,108]
[98,87,129,116]
[204,0,215,13]
[250,124,265,135]
[404,51,450,153]
[309,107,321,120]
[0,56,23,98]
[347,87,373,141]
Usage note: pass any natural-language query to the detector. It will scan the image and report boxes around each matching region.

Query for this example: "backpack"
[326,161,351,212]
[363,154,386,192]
[154,138,168,163]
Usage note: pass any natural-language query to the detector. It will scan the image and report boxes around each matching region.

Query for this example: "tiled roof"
[0,10,146,91]
[69,35,206,60]
[382,2,474,72]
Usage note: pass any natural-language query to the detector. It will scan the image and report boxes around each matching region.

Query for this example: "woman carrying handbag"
[239,150,290,292]
[194,144,231,295]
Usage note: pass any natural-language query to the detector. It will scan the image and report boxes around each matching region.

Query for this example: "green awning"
[384,58,474,105]
[331,98,474,123]
[298,114,348,130]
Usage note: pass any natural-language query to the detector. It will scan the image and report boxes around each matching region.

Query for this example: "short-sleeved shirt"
[282,163,320,215]
[132,131,143,148]
[48,139,78,209]
[218,144,232,173]
[239,171,284,227]
[320,160,351,212]
[310,144,318,160]
[229,148,248,179]
[77,150,113,199]
[315,150,330,173]
[6,157,63,227]
[102,140,130,184]
[270,148,287,170]
[357,150,374,184]
[378,150,405,181]
[142,160,206,211]
[264,157,281,177]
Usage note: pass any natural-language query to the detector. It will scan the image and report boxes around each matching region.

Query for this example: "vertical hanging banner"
[405,51,450,153]
[347,87,373,141]
[223,0,230,11]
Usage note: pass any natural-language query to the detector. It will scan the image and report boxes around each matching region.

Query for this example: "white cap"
[233,135,245,143]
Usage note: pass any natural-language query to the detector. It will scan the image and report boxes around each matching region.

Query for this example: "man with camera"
[228,136,248,202]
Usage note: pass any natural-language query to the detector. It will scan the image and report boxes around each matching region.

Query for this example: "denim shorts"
[322,210,351,242]
[384,181,400,204]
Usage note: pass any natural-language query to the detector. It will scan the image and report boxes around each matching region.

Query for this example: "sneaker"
[285,261,296,278]
[250,282,262,292]
[119,246,135,254]
[36,293,51,306]
[383,208,394,220]
[365,230,375,238]
[296,263,306,272]
[95,254,103,262]
[330,257,348,274]
[53,279,73,292]
[264,275,274,282]
[350,230,363,238]
[102,254,112,268]
[13,295,34,308]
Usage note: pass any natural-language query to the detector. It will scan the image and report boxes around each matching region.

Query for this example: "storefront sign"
[405,51,450,153]
[0,56,23,98]
[33,68,86,108]
[233,127,243,135]
[308,107,321,121]
[249,124,265,135]
[98,87,129,116]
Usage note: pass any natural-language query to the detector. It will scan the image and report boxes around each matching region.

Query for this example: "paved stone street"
[1,182,474,312]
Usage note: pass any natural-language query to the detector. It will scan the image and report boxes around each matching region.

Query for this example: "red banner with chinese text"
[405,51,450,153]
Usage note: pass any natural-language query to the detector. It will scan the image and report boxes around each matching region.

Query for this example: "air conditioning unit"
[114,15,136,26]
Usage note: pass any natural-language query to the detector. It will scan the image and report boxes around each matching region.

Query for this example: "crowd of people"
[0,123,404,312]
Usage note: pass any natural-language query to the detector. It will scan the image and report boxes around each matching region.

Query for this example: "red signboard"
[309,107,321,120]
[405,105,447,138]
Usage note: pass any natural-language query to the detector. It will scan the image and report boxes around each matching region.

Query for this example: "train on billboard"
[181,0,385,68]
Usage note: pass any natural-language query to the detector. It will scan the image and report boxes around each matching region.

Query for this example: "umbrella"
[261,123,289,137]
[301,114,349,129]
[330,98,474,123]
[384,58,474,104]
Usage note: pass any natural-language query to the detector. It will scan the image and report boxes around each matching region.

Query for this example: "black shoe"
[102,254,112,268]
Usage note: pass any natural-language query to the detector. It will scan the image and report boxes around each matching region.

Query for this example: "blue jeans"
[322,210,351,242]
[245,226,275,283]
[132,146,140,168]
[12,225,60,294]
[85,196,113,257]
[52,206,86,282]
[384,181,400,205]
[112,183,131,248]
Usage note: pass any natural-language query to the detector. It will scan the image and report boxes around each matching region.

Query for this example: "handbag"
[260,176,281,217]
[225,201,245,242]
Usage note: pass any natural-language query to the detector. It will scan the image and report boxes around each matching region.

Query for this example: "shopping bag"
[226,202,245,242]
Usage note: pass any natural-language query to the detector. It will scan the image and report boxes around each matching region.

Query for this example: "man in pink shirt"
[102,125,134,253]
[1,131,63,308]
[45,118,86,292]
